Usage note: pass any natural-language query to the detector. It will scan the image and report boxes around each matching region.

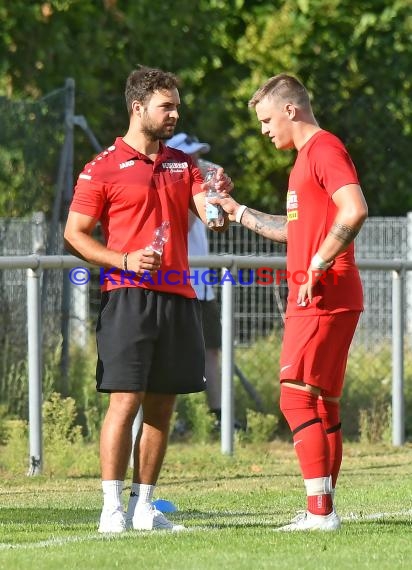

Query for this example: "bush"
[240,409,279,443]
[0,419,28,474]
[67,341,107,441]
[173,393,215,443]
[0,405,9,445]
[342,342,412,439]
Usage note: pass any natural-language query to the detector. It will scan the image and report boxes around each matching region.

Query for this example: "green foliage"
[0,419,28,474]
[229,0,412,214]
[234,330,283,424]
[240,408,279,443]
[174,393,215,443]
[43,392,82,445]
[42,391,99,477]
[0,396,99,477]
[0,404,9,445]
[359,403,392,445]
[0,334,63,419]
[1,1,411,216]
[341,342,412,438]
[0,356,28,418]
[0,92,66,217]
[67,342,107,441]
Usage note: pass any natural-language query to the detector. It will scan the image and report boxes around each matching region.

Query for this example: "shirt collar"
[115,137,172,162]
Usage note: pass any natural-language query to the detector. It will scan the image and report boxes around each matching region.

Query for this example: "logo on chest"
[161,161,188,173]
[286,190,298,221]
[119,160,135,170]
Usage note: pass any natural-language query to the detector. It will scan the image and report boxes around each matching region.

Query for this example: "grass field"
[1,440,411,569]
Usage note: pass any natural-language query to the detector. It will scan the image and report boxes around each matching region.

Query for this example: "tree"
[0,0,411,216]
[227,0,412,214]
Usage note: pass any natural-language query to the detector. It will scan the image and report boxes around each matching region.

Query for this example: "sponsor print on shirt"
[161,161,189,173]
[287,190,298,221]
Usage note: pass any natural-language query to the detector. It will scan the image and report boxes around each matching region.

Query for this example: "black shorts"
[96,288,206,394]
[199,299,221,349]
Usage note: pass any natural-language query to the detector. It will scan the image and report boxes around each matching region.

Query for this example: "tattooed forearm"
[242,208,288,243]
[329,222,360,246]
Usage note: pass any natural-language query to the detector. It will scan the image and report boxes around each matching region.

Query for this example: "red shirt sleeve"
[310,135,359,197]
[70,172,106,219]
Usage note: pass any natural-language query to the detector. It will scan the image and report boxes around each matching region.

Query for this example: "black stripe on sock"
[292,417,322,436]
[326,422,341,434]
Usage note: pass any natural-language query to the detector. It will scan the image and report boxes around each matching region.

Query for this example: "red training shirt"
[286,130,364,316]
[69,137,204,297]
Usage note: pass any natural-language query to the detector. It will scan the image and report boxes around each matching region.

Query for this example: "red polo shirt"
[70,137,204,297]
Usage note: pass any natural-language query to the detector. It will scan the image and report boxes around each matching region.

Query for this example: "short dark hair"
[125,66,180,115]
[248,73,310,110]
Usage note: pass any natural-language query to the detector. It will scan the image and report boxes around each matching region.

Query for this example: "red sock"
[280,386,333,515]
[280,386,330,480]
[307,493,333,516]
[317,399,342,488]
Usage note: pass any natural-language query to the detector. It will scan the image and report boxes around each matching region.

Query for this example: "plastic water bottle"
[147,221,170,254]
[204,168,225,228]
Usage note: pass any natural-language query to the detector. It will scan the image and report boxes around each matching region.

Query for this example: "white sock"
[102,480,123,510]
[304,476,332,496]
[136,484,155,508]
[126,482,140,520]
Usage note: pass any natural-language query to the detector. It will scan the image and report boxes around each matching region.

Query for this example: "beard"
[141,112,175,142]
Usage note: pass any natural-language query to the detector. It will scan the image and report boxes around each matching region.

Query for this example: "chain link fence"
[208,217,410,349]
[1,215,410,416]
[0,81,75,415]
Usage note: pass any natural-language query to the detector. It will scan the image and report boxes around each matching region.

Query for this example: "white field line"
[0,532,129,550]
[0,527,195,550]
[341,508,412,521]
[1,509,411,550]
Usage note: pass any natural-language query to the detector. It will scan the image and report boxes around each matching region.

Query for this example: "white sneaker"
[98,506,127,533]
[132,504,185,531]
[275,510,341,532]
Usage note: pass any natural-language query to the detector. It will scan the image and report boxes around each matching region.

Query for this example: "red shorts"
[279,312,361,397]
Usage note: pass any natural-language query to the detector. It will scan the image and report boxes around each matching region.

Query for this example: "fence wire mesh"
[0,87,68,219]
[0,216,410,417]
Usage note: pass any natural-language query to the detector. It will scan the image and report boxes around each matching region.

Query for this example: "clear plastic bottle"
[146,220,170,254]
[204,168,225,228]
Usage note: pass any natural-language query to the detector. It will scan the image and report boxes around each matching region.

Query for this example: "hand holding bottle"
[204,168,225,228]
[146,221,170,254]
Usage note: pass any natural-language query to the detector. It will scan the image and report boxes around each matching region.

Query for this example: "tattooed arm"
[315,183,368,263]
[297,183,368,305]
[239,207,287,243]
[210,194,287,243]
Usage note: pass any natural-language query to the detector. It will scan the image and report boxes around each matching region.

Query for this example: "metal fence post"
[60,78,76,395]
[27,264,42,475]
[221,266,235,455]
[392,269,405,445]
[407,212,412,343]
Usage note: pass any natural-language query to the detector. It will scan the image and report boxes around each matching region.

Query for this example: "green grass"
[1,441,412,569]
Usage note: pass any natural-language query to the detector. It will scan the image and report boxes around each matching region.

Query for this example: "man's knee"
[108,392,141,419]
[143,393,176,427]
[279,384,320,432]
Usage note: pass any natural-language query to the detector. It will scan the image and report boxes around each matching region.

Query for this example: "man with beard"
[64,66,232,533]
